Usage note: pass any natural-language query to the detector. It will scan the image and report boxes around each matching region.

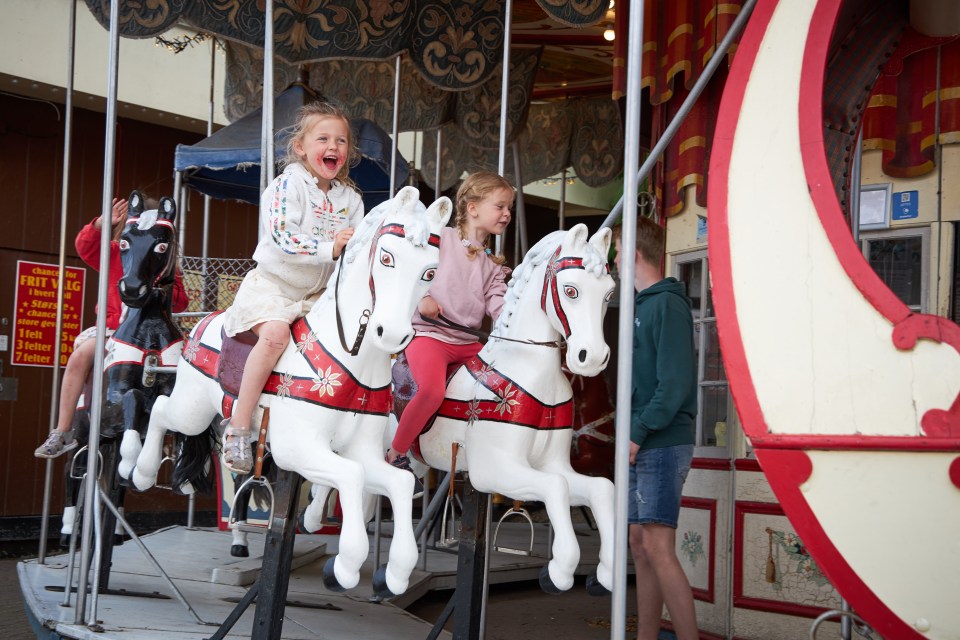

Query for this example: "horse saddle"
[392,351,460,462]
[218,329,258,397]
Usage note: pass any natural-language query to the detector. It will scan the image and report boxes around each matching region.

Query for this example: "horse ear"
[129,190,144,216]
[427,197,453,228]
[565,223,589,249]
[394,185,419,210]
[589,227,612,258]
[158,197,177,224]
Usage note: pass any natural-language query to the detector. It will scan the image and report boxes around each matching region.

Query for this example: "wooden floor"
[18,517,604,639]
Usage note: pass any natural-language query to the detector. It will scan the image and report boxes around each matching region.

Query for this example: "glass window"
[861,228,929,313]
[675,251,729,454]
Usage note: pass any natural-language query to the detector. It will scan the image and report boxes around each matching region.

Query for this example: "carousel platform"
[18,515,604,639]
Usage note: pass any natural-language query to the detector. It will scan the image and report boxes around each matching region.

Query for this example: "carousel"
[9,0,960,639]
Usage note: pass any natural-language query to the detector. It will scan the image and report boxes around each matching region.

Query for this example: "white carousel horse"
[411,224,616,594]
[118,186,451,597]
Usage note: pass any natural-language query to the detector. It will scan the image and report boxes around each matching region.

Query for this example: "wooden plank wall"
[0,92,257,527]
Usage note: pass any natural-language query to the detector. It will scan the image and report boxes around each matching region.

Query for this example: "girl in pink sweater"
[387,171,514,475]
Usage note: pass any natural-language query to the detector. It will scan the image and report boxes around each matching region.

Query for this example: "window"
[673,250,730,454]
[860,227,929,313]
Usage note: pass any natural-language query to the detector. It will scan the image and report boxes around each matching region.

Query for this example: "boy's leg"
[36,333,97,458]
[628,445,697,640]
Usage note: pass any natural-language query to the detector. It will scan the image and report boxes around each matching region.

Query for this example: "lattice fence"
[177,256,256,332]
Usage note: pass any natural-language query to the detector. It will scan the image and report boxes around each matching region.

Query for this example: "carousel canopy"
[174,83,409,210]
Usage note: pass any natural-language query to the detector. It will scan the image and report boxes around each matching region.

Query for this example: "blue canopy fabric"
[174,84,409,211]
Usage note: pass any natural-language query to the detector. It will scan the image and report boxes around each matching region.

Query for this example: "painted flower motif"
[275,373,295,399]
[296,329,318,353]
[474,363,496,386]
[679,530,705,566]
[465,398,482,423]
[310,366,342,398]
[494,383,520,416]
[182,340,200,363]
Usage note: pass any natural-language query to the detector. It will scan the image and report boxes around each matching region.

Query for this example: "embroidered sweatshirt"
[253,162,364,295]
[412,226,510,345]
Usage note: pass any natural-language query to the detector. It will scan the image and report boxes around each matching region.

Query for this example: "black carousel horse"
[61,192,215,575]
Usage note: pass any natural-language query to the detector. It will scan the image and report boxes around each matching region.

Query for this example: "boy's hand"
[629,441,640,461]
[333,227,354,258]
[94,197,128,230]
[418,295,442,319]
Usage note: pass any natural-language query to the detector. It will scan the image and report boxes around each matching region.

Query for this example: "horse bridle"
[335,222,441,356]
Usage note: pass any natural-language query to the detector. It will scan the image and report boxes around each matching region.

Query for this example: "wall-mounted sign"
[892,190,919,221]
[12,261,85,367]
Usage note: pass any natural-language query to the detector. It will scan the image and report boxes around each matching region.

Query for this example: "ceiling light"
[603,29,615,41]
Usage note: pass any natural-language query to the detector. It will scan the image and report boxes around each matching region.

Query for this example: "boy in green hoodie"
[614,216,698,640]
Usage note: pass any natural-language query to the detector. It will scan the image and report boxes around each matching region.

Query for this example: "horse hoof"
[586,570,610,597]
[538,566,564,595]
[59,534,71,549]
[231,544,249,558]
[322,557,346,593]
[372,564,397,599]
[113,534,125,547]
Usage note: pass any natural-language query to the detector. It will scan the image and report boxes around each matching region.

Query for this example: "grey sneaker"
[35,430,78,459]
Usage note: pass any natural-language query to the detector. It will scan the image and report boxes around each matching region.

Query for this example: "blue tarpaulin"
[174,84,409,211]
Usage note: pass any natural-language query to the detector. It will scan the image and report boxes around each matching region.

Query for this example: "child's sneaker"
[35,430,78,459]
[389,453,424,499]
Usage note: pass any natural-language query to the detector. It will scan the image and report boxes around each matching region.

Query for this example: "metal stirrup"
[228,407,275,533]
[493,499,535,556]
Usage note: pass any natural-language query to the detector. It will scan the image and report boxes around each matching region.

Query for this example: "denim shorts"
[628,444,694,528]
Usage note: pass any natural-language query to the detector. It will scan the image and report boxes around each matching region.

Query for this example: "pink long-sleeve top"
[412,226,510,345]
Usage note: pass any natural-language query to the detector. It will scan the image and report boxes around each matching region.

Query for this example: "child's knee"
[258,323,290,351]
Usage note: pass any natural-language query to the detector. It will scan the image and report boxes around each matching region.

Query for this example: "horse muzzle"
[118,279,150,307]
[368,320,414,354]
[564,342,610,377]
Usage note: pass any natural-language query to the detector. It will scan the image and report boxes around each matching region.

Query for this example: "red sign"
[12,261,86,367]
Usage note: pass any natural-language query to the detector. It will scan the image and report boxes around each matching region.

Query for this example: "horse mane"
[491,228,610,339]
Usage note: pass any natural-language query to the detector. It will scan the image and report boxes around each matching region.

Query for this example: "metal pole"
[76,0,120,621]
[558,167,567,230]
[390,54,402,198]
[40,0,78,565]
[174,170,184,247]
[600,0,757,231]
[202,38,215,261]
[850,130,863,246]
[495,0,514,255]
[434,127,443,201]
[260,0,275,194]
[610,0,644,638]
[511,142,528,256]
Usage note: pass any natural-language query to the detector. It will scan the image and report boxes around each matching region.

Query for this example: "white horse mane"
[491,228,609,338]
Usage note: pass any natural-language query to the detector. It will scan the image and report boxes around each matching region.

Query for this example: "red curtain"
[863,35,960,178]
[641,0,742,217]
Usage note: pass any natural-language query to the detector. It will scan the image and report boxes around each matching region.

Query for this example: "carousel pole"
[39,0,77,565]
[610,0,644,638]
[511,142,528,258]
[495,0,513,256]
[76,0,120,623]
[558,167,567,230]
[600,0,756,231]
[389,53,402,197]
[434,127,443,200]
[260,0,276,196]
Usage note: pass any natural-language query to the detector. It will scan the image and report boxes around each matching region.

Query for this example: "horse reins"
[335,222,441,356]
[421,314,564,349]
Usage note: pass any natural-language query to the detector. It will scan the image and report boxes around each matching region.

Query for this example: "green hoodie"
[630,277,698,449]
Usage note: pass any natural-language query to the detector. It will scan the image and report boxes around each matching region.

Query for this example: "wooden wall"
[0,92,257,533]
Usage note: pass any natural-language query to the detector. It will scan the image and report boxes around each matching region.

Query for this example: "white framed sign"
[858,183,891,230]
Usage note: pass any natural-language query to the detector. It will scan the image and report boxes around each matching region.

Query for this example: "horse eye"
[154,243,169,254]
[563,285,579,299]
[119,239,130,251]
[379,248,395,268]
[422,267,437,282]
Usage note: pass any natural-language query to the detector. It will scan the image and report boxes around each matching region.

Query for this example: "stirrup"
[438,442,462,549]
[228,408,273,532]
[221,419,253,474]
[493,499,536,556]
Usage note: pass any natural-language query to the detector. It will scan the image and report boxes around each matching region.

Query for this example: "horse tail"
[171,421,218,495]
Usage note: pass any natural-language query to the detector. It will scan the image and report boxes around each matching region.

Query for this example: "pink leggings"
[392,336,481,454]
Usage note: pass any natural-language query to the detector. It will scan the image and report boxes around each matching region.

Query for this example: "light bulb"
[603,29,615,42]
